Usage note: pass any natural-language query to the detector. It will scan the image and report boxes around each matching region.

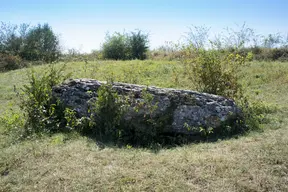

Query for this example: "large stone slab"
[52,79,242,135]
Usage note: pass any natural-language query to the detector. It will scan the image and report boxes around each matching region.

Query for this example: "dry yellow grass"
[1,126,287,191]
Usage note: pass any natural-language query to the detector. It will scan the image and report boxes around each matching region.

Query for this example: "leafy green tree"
[0,22,60,63]
[21,23,60,63]
[0,22,30,55]
[128,30,149,60]
[0,22,18,54]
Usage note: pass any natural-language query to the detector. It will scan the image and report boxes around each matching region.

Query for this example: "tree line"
[1,21,288,72]
[0,22,60,62]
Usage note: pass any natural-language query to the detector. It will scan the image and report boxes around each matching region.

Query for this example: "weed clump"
[102,30,149,60]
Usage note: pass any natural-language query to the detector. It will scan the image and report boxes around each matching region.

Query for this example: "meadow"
[0,60,288,191]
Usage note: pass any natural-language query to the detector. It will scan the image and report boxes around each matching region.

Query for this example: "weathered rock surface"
[52,79,242,135]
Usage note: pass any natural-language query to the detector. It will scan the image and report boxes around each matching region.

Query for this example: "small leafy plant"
[19,64,71,136]
[89,82,128,141]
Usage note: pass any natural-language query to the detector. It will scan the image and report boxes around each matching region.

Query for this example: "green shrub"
[80,83,159,146]
[179,45,276,134]
[19,64,71,136]
[62,83,162,146]
[102,30,149,60]
[124,88,160,146]
[128,30,149,60]
[271,48,288,61]
[102,32,129,60]
[181,48,245,98]
[89,82,128,141]
[250,48,288,61]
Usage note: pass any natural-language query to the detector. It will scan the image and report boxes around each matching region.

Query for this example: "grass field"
[1,60,288,191]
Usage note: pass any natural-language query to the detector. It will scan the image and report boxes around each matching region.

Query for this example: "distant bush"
[233,47,288,62]
[271,48,288,61]
[128,30,149,60]
[248,48,288,61]
[102,32,129,60]
[102,30,149,60]
[0,53,25,71]
[149,45,288,62]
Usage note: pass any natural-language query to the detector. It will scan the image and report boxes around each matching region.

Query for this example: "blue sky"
[1,0,287,52]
